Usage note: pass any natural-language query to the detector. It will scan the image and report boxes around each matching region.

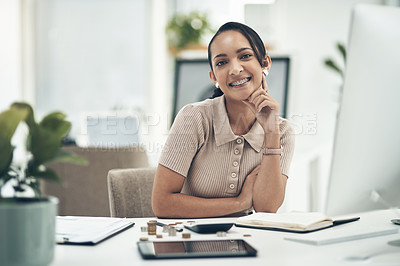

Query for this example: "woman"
[152,22,294,218]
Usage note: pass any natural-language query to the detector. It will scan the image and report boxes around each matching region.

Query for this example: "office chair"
[43,146,149,217]
[107,168,156,218]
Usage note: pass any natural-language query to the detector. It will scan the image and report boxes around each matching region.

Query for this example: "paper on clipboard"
[56,216,134,245]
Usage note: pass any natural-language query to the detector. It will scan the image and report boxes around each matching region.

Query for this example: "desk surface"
[51,209,400,266]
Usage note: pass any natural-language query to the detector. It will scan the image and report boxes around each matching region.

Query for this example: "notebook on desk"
[235,212,360,233]
[56,216,134,245]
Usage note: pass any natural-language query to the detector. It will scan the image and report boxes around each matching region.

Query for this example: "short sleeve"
[279,118,295,177]
[159,104,207,177]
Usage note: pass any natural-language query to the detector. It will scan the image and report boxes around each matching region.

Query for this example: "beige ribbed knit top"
[159,95,295,199]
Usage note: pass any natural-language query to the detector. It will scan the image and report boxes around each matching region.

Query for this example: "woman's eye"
[241,54,252,59]
[216,60,226,66]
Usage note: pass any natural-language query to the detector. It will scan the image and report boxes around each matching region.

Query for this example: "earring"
[263,69,269,76]
[215,82,220,88]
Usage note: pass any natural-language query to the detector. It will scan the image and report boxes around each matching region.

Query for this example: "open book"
[236,212,360,233]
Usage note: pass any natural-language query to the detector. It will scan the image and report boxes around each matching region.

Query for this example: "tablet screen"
[137,239,257,259]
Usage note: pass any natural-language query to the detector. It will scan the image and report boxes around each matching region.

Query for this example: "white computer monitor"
[325,4,400,216]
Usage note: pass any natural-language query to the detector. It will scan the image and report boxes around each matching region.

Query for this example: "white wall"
[277,0,381,137]
[276,0,383,212]
[0,0,22,110]
[34,0,149,139]
[145,0,170,166]
[265,0,384,212]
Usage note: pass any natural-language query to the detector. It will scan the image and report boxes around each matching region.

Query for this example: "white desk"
[51,209,400,266]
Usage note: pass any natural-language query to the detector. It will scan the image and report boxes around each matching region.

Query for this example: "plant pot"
[0,196,58,266]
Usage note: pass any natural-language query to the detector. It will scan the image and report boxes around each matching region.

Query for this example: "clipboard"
[56,216,134,245]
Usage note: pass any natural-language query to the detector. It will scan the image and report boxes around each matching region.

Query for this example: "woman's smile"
[229,77,251,87]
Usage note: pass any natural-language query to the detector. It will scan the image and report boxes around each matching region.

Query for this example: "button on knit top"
[159,95,295,199]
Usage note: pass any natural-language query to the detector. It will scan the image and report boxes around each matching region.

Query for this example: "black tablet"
[137,239,257,259]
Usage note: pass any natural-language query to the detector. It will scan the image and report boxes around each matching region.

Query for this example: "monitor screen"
[172,57,290,120]
[325,4,400,216]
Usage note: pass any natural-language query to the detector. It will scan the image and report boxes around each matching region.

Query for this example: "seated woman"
[152,22,294,218]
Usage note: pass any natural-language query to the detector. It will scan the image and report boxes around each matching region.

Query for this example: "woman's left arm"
[253,129,287,212]
[242,74,293,212]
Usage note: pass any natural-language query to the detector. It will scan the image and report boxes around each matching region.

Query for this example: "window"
[33,0,149,138]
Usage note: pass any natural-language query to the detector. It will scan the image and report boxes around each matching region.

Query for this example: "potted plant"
[0,102,87,266]
[166,11,213,55]
[324,42,347,102]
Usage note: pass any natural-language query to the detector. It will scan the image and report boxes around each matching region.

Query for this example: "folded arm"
[151,164,257,218]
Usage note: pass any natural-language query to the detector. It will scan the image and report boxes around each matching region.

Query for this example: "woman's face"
[209,30,268,102]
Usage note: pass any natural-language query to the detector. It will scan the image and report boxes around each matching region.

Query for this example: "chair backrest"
[43,146,149,217]
[107,168,156,218]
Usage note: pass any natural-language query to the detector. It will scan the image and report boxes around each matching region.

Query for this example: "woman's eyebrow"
[213,53,227,61]
[236,47,252,53]
[213,47,253,61]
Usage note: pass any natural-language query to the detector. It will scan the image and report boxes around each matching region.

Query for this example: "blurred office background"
[1,0,398,213]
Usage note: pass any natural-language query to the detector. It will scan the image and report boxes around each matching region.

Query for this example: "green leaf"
[29,125,63,166]
[39,112,71,139]
[324,59,343,77]
[26,111,72,166]
[337,43,346,62]
[0,105,28,175]
[48,149,88,165]
[30,167,63,185]
[10,102,35,129]
[0,107,28,140]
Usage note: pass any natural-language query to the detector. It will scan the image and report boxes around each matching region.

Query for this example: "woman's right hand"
[237,165,260,210]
